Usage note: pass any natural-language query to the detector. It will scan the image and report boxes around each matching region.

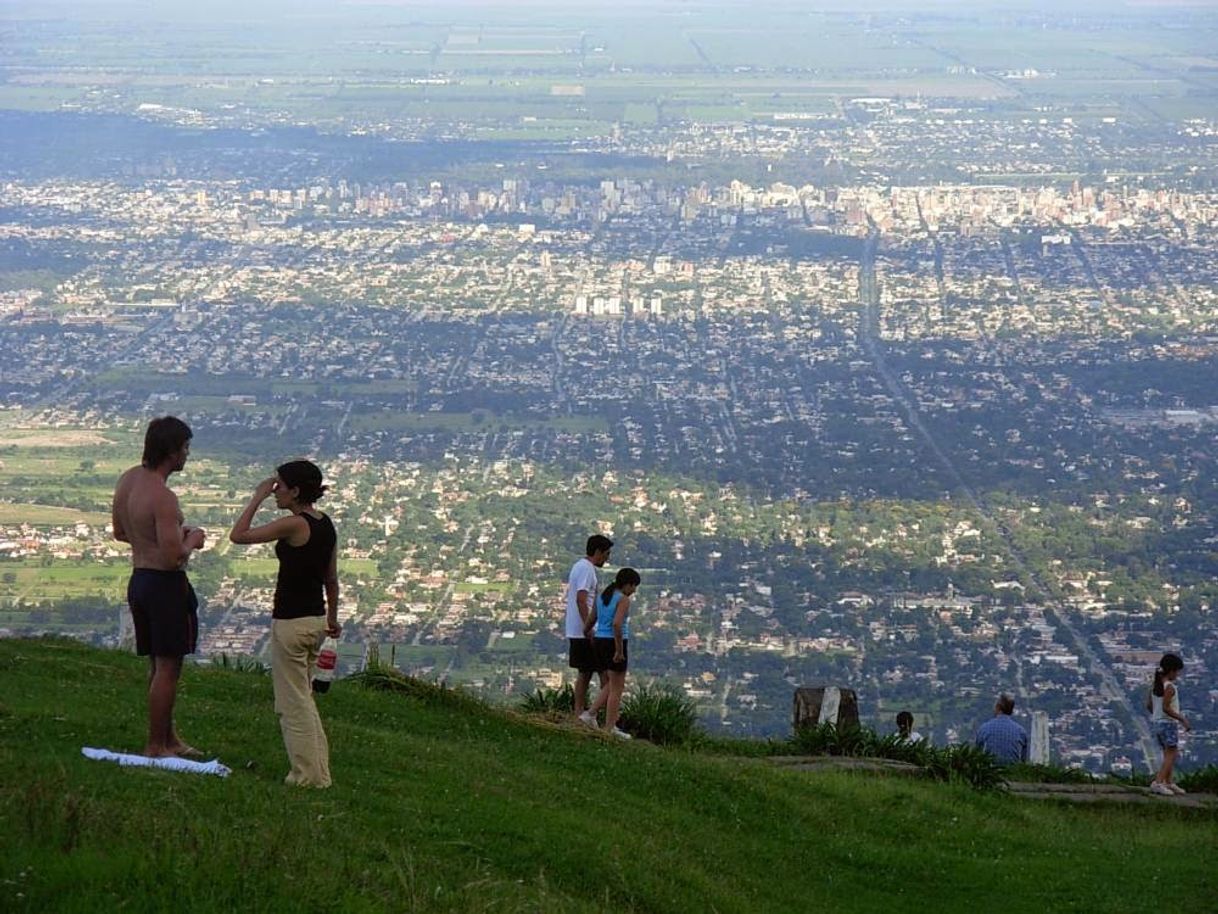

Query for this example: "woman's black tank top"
[273,512,337,619]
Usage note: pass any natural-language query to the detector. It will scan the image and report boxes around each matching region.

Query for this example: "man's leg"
[146,657,199,757]
[586,670,611,717]
[145,654,182,757]
[573,669,592,716]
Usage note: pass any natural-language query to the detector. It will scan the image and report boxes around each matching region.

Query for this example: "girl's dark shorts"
[594,637,628,673]
[127,569,199,657]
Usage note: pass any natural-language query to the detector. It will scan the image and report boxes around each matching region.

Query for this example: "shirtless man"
[111,416,206,757]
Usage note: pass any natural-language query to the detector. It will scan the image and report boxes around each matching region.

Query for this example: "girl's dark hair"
[600,567,641,607]
[1153,653,1184,697]
[142,416,192,468]
[277,459,327,505]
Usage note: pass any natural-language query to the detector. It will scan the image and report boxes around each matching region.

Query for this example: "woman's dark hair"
[277,459,327,505]
[600,567,641,608]
[142,416,192,468]
[896,711,914,733]
[1153,653,1184,697]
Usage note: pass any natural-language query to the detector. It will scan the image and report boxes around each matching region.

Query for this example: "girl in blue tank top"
[584,567,641,739]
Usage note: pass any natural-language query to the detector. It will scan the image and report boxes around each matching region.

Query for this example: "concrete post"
[1030,710,1050,764]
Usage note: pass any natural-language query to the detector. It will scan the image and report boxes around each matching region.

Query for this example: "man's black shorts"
[568,637,603,673]
[128,569,199,657]
[594,637,628,673]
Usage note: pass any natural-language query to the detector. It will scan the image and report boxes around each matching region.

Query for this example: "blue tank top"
[594,590,630,640]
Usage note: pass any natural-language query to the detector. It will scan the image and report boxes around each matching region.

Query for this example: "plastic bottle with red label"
[312,637,338,693]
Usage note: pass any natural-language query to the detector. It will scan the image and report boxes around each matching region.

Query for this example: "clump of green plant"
[930,743,1006,791]
[869,732,936,766]
[790,721,842,755]
[619,682,700,746]
[519,684,575,715]
[791,722,888,758]
[1179,765,1218,793]
[789,722,1004,790]
[210,653,269,675]
[349,665,483,712]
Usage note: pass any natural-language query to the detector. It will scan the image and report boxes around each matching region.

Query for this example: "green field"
[0,503,111,526]
[349,410,608,434]
[91,369,418,400]
[6,5,1216,131]
[452,580,513,593]
[1,638,1215,912]
[225,554,375,576]
[0,561,128,602]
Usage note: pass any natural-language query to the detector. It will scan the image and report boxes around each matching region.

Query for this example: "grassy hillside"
[1,638,1214,913]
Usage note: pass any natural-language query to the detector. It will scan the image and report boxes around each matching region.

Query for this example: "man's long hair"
[142,416,192,469]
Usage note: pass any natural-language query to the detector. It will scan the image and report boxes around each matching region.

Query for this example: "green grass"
[0,503,111,526]
[0,561,129,601]
[348,411,608,434]
[452,581,513,593]
[1,638,1215,912]
[223,556,281,579]
[224,555,377,581]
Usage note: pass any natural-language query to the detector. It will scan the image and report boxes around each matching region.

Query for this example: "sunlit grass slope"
[1,638,1214,913]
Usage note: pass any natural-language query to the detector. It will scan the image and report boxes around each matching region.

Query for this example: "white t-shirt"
[564,557,599,638]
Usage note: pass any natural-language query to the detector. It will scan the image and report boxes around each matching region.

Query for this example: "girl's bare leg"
[604,671,626,731]
[1157,747,1178,784]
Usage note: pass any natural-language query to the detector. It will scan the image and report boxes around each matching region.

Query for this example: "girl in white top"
[1146,653,1190,796]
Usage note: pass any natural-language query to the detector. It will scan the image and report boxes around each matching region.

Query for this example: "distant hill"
[1,637,1214,913]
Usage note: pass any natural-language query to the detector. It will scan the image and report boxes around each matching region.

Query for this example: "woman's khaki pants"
[270,616,331,788]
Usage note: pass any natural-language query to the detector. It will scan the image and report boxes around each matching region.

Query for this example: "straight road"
[858,228,1157,770]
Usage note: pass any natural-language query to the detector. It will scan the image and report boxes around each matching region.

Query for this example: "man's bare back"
[112,466,201,570]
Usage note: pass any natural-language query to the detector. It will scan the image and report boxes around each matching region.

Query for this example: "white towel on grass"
[82,747,231,778]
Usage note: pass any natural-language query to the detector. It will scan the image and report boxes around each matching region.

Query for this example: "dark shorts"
[1153,720,1179,750]
[594,637,628,673]
[128,569,199,658]
[568,637,603,673]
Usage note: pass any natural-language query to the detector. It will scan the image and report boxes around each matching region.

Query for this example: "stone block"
[793,686,859,731]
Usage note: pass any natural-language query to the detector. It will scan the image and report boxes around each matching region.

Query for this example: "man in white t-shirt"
[565,534,613,720]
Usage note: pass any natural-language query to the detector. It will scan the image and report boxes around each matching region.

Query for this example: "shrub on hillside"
[791,722,891,759]
[350,665,483,712]
[789,722,1004,790]
[870,732,935,766]
[1179,765,1218,793]
[211,653,269,675]
[930,744,1006,791]
[519,684,575,715]
[790,721,842,755]
[619,682,699,746]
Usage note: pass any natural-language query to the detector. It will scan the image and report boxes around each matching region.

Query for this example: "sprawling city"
[2,0,1216,779]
